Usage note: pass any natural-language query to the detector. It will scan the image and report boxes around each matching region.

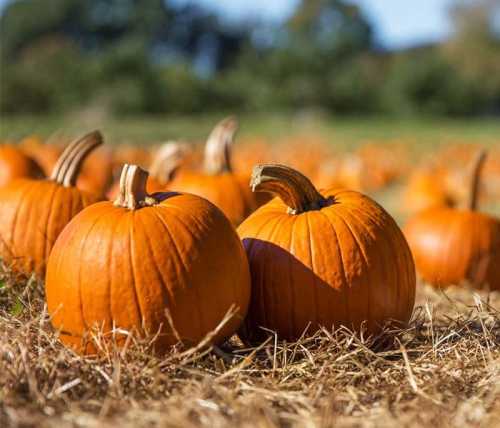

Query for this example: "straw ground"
[1,262,499,428]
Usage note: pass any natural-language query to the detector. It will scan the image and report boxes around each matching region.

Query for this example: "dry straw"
[1,262,499,428]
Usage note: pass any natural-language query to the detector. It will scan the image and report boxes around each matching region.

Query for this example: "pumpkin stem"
[50,130,103,187]
[251,164,326,214]
[114,164,158,210]
[149,142,188,184]
[469,149,488,211]
[203,116,238,175]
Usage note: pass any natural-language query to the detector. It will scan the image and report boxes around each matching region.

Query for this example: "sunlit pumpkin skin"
[0,131,104,277]
[20,135,63,175]
[46,165,251,355]
[172,117,260,226]
[77,147,114,197]
[404,208,500,289]
[238,165,416,342]
[0,144,44,186]
[404,150,500,290]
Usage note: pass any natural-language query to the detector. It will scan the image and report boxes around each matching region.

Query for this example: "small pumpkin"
[172,117,261,225]
[46,164,251,354]
[0,144,44,187]
[238,164,416,342]
[106,142,188,199]
[404,150,500,289]
[0,131,104,277]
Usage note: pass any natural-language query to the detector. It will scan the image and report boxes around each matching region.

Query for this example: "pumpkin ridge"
[135,210,175,341]
[266,212,292,333]
[287,215,299,339]
[77,212,104,334]
[42,183,63,265]
[305,213,319,330]
[330,207,372,331]
[151,208,205,340]
[343,203,407,323]
[8,182,33,260]
[319,210,351,328]
[128,211,150,336]
[13,181,43,270]
[106,207,125,338]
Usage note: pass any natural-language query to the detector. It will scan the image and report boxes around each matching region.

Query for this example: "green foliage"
[0,0,499,117]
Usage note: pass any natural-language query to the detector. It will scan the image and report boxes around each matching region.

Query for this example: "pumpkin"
[45,164,251,354]
[0,131,104,277]
[20,134,63,175]
[404,150,500,289]
[0,144,44,187]
[171,117,261,225]
[106,142,188,199]
[75,147,114,197]
[20,134,113,198]
[237,164,416,342]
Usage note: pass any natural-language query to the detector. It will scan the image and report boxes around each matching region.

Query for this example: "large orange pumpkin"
[404,150,500,289]
[0,144,44,186]
[0,131,104,277]
[237,164,416,342]
[46,164,250,354]
[172,117,260,225]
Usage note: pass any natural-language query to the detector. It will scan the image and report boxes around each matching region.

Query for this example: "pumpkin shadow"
[239,238,408,347]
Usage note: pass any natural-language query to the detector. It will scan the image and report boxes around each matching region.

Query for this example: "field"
[1,115,500,427]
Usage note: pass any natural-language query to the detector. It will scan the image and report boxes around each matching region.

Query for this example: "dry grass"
[1,264,499,428]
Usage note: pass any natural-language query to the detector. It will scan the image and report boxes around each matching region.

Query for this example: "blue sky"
[0,0,457,49]
[171,0,457,49]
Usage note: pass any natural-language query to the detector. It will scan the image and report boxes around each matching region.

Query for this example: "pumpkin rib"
[259,214,286,333]
[287,216,299,338]
[316,210,350,327]
[43,184,64,264]
[9,182,33,260]
[105,209,124,337]
[148,206,195,333]
[329,208,371,331]
[322,210,352,329]
[333,205,387,324]
[151,208,204,339]
[331,207,373,331]
[337,205,396,326]
[128,213,147,335]
[78,213,104,333]
[342,203,405,323]
[305,213,320,331]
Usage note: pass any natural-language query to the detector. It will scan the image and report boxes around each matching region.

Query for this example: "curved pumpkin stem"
[251,164,326,214]
[203,116,238,175]
[50,130,103,187]
[469,149,487,211]
[149,142,188,184]
[114,164,158,210]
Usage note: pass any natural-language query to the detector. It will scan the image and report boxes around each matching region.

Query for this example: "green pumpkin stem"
[251,164,326,214]
[50,130,103,187]
[114,164,157,210]
[203,116,238,175]
[469,149,487,211]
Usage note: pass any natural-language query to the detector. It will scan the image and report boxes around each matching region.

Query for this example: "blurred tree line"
[1,0,499,117]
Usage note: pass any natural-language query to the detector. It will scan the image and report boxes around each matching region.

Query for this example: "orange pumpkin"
[405,150,500,289]
[172,117,261,225]
[238,164,416,342]
[0,131,104,277]
[46,164,251,354]
[106,142,188,199]
[20,135,63,175]
[0,144,44,186]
